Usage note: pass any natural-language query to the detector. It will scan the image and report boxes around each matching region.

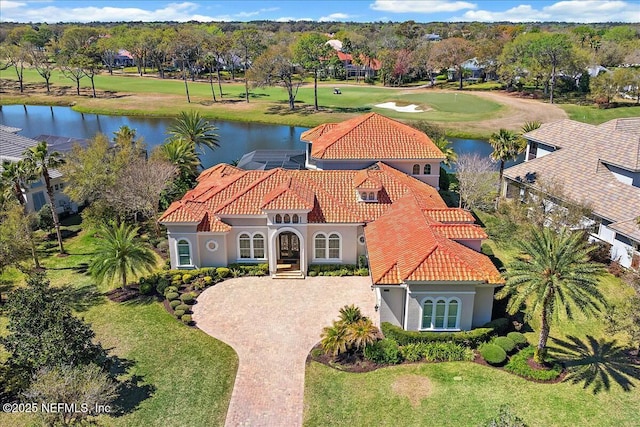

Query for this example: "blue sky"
[1,0,639,23]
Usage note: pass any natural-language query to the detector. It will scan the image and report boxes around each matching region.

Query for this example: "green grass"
[304,211,640,426]
[0,223,238,427]
[560,103,640,124]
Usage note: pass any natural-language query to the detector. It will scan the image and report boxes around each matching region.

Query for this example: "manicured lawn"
[0,224,238,427]
[304,211,640,426]
[560,103,640,124]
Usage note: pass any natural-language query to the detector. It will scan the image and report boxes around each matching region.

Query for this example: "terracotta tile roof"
[504,118,640,241]
[422,208,476,223]
[309,113,445,160]
[261,176,316,211]
[300,123,337,142]
[352,169,382,190]
[431,224,488,240]
[197,163,242,182]
[365,195,502,286]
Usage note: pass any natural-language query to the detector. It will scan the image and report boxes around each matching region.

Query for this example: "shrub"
[156,277,170,295]
[507,332,528,347]
[483,318,510,334]
[363,339,401,365]
[400,343,423,362]
[138,281,154,295]
[203,276,213,284]
[480,343,507,365]
[169,300,182,309]
[216,267,230,278]
[356,268,369,276]
[182,274,193,284]
[381,322,494,348]
[504,346,562,381]
[174,309,185,318]
[494,336,517,353]
[180,293,195,304]
[181,314,192,324]
[164,286,178,294]
[308,271,318,277]
[165,292,179,301]
[176,304,190,312]
[257,263,269,273]
[419,342,474,362]
[172,274,182,283]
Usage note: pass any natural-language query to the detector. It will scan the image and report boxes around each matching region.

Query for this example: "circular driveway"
[192,276,376,427]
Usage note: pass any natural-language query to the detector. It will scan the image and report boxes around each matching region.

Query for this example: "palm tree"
[167,111,220,153]
[153,139,201,179]
[23,141,65,254]
[489,129,524,181]
[521,121,541,134]
[346,318,378,351]
[112,125,139,149]
[321,322,348,357]
[338,304,364,324]
[496,227,607,364]
[433,136,458,167]
[321,304,380,358]
[89,222,157,290]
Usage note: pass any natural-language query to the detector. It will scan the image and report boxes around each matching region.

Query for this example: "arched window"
[412,164,420,175]
[314,233,327,259]
[238,232,266,259]
[424,164,431,175]
[421,297,461,330]
[275,214,282,223]
[292,214,299,223]
[328,233,341,259]
[315,233,341,259]
[177,239,191,266]
[239,233,251,259]
[284,214,291,223]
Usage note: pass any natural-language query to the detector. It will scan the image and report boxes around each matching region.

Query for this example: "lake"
[0,105,518,170]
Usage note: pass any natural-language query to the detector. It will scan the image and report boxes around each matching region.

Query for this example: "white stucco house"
[301,113,445,189]
[0,127,79,215]
[502,117,640,269]
[160,116,503,332]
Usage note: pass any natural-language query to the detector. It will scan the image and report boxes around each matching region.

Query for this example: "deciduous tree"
[249,44,302,110]
[455,153,499,210]
[432,37,475,90]
[294,32,332,110]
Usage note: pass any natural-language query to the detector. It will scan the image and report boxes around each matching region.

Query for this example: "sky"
[1,0,639,24]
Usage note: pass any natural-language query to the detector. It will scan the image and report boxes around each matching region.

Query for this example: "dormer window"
[412,164,420,175]
[358,190,378,202]
[292,214,299,223]
[284,214,291,223]
[368,192,375,201]
[275,214,282,223]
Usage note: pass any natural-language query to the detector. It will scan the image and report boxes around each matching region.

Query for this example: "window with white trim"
[421,297,460,330]
[314,232,341,260]
[177,239,191,266]
[238,232,266,259]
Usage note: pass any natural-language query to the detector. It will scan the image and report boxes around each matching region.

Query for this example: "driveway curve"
[192,276,376,427]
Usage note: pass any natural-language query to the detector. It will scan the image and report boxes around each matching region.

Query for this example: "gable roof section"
[309,113,445,160]
[352,169,382,190]
[300,123,337,143]
[365,194,503,285]
[261,176,316,211]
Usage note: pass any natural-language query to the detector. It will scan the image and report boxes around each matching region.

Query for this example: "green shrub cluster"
[494,336,517,353]
[180,293,195,304]
[165,292,179,301]
[216,267,230,278]
[175,304,190,312]
[174,309,185,318]
[308,264,363,276]
[363,338,401,364]
[480,343,507,365]
[181,314,192,324]
[381,322,494,348]
[482,318,510,334]
[400,342,474,363]
[226,263,270,276]
[507,332,528,347]
[138,281,154,295]
[504,346,562,381]
[169,300,182,310]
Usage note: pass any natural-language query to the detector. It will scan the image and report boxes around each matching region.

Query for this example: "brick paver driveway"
[192,276,376,427]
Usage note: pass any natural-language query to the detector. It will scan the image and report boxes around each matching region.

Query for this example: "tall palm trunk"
[313,68,319,111]
[535,289,554,364]
[182,63,191,103]
[208,69,217,102]
[42,170,65,254]
[216,65,223,98]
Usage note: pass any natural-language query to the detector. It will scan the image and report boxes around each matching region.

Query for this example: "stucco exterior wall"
[227,227,270,264]
[26,176,78,215]
[379,287,405,327]
[306,223,360,265]
[471,286,495,327]
[405,284,478,331]
[166,225,199,269]
[196,234,228,267]
[385,160,440,188]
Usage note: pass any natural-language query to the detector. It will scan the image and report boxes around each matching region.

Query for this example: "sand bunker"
[391,375,433,407]
[375,102,425,113]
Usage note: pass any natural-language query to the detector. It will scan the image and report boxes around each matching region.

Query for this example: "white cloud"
[235,7,279,18]
[370,0,477,13]
[453,0,640,23]
[275,16,314,22]
[319,12,353,22]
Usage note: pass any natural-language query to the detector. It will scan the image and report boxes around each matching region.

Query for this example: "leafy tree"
[36,204,55,233]
[497,228,607,364]
[614,67,640,104]
[23,141,65,254]
[203,31,232,98]
[167,111,220,153]
[89,222,157,289]
[170,26,204,103]
[590,71,617,104]
[249,43,302,110]
[293,32,332,111]
[1,273,108,395]
[432,37,475,90]
[25,364,117,427]
[605,296,640,353]
[29,47,55,93]
[455,153,499,210]
[0,200,35,274]
[489,128,524,181]
[233,26,265,103]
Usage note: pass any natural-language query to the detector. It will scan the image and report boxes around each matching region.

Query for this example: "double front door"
[278,232,300,263]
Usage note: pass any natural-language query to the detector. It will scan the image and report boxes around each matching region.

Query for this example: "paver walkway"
[192,276,376,427]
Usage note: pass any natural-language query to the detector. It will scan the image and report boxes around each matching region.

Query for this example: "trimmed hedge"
[138,281,154,295]
[164,286,178,294]
[480,343,507,365]
[174,309,186,318]
[504,346,563,381]
[181,314,193,324]
[180,293,195,304]
[169,300,182,310]
[175,304,190,312]
[381,322,494,348]
[507,332,528,347]
[400,342,474,362]
[494,336,517,353]
[165,292,179,301]
[363,339,401,365]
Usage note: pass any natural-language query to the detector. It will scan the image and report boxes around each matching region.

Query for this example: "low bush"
[174,309,185,318]
[356,268,369,276]
[308,271,318,277]
[419,342,475,362]
[180,293,195,304]
[494,336,517,353]
[480,343,507,365]
[308,264,358,275]
[507,332,528,347]
[165,292,179,301]
[381,322,494,348]
[139,281,154,295]
[504,346,562,381]
[400,343,424,362]
[176,304,190,312]
[363,338,401,365]
[203,276,213,284]
[182,274,193,284]
[164,286,178,294]
[156,277,170,295]
[172,274,182,283]
[181,314,193,324]
[216,267,230,278]
[483,318,510,335]
[169,300,182,310]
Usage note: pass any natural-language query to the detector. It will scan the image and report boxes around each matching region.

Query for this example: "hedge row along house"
[160,113,503,331]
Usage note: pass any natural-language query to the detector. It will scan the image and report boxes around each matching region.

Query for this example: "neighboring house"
[0,129,80,215]
[301,113,445,188]
[326,39,381,79]
[114,49,134,67]
[447,57,496,82]
[159,161,503,331]
[424,33,442,42]
[502,118,640,269]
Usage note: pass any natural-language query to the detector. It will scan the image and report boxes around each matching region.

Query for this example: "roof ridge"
[214,168,282,214]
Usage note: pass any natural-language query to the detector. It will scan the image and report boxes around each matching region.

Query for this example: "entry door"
[279,232,300,261]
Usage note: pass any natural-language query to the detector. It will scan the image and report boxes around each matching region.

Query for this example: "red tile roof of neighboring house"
[307,113,445,160]
[365,195,503,285]
[335,51,382,70]
[422,208,476,223]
